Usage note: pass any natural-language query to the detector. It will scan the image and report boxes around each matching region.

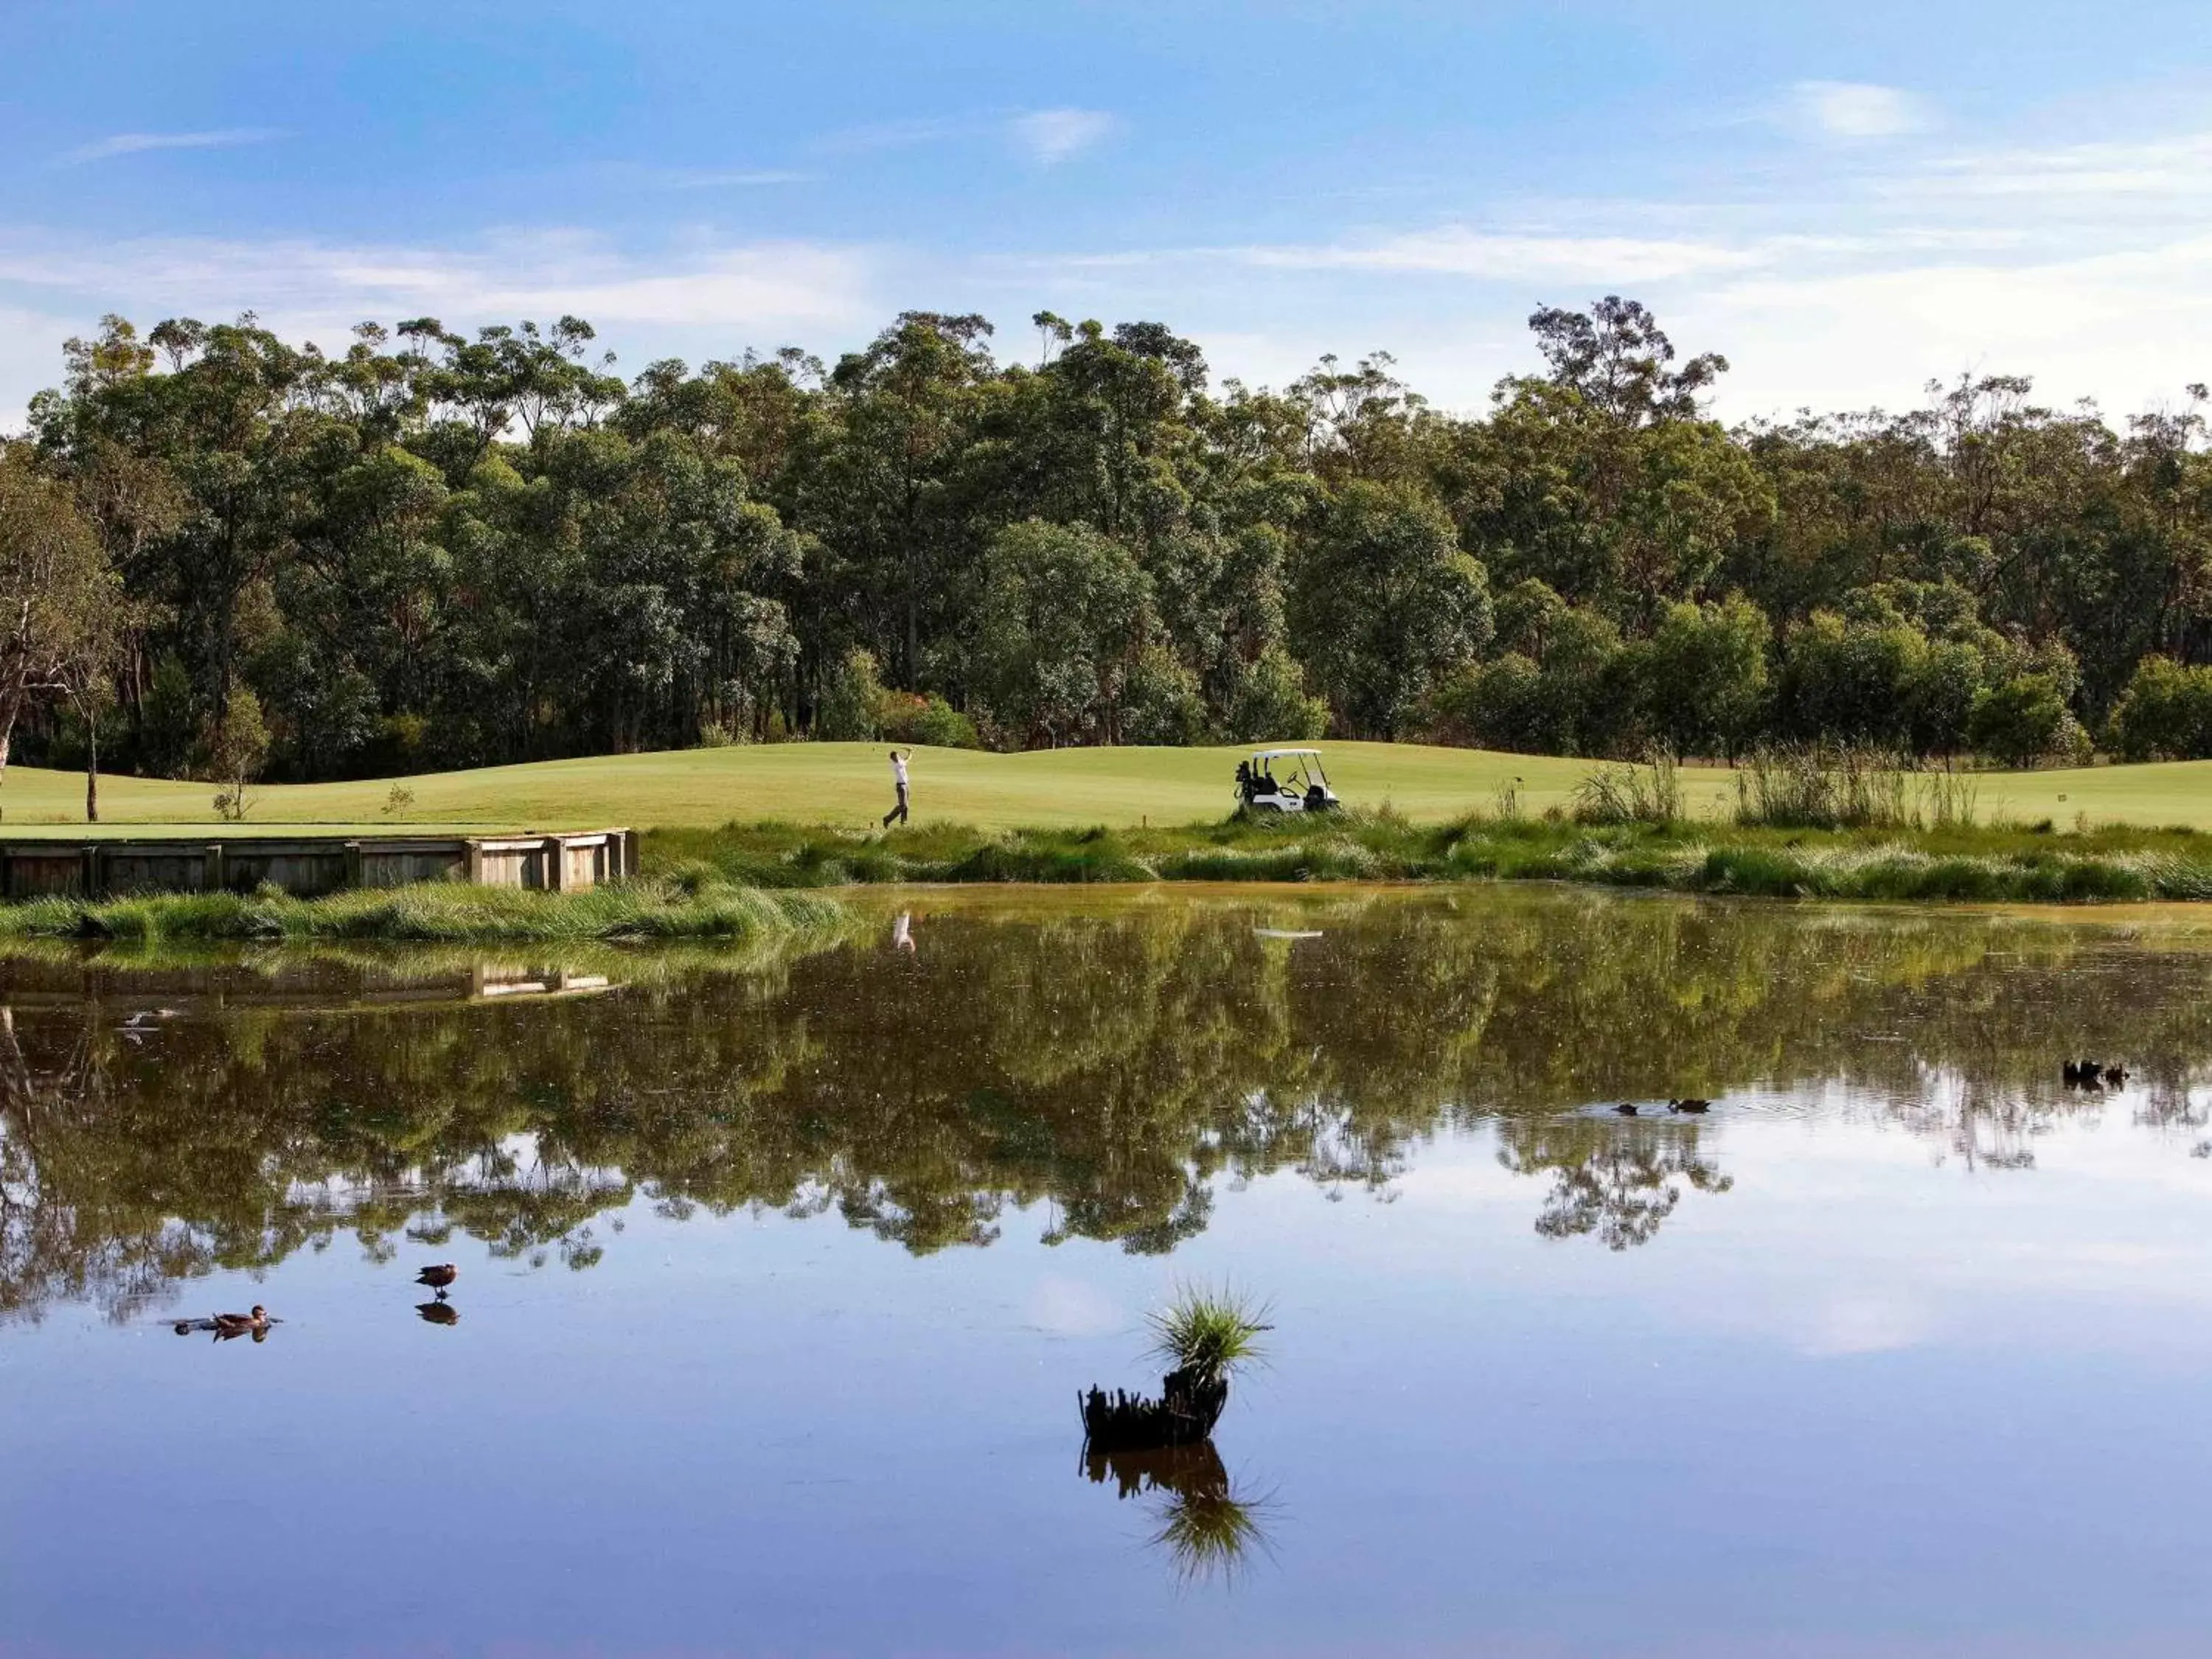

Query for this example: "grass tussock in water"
[1147,1284,1273,1383]
[0,877,844,944]
[644,809,2212,904]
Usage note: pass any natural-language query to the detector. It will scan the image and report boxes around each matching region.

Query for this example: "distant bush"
[876,689,980,750]
[1121,644,1209,745]
[815,647,886,741]
[1227,646,1329,744]
[1967,674,2090,768]
[2106,655,2212,761]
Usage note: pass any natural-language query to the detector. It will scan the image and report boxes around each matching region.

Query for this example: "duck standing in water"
[414,1263,459,1299]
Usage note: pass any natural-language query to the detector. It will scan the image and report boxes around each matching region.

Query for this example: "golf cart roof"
[1250,747,1322,760]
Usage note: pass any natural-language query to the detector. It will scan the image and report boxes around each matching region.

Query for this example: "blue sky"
[7,0,2212,422]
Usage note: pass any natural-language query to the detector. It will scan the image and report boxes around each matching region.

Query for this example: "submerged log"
[1079,1363,1229,1453]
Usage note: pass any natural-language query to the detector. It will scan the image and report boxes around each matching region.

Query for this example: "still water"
[5,888,2212,1658]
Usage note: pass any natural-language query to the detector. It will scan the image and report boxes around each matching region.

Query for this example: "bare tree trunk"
[85,720,98,824]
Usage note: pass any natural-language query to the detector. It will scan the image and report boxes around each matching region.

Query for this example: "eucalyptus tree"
[793,312,999,689]
[1288,479,1492,738]
[0,449,118,800]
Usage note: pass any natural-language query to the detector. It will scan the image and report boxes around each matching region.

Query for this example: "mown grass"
[10,740,2212,833]
[644,811,2212,904]
[0,876,845,944]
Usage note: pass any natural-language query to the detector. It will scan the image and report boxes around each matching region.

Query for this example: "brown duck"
[414,1263,459,1298]
[168,1306,276,1342]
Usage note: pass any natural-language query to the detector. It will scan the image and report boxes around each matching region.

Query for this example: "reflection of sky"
[6,1096,2212,1657]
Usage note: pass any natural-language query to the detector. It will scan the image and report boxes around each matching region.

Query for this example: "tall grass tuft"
[1733,744,1980,832]
[1573,750,1683,826]
[1147,1283,1273,1383]
[1924,765,1979,830]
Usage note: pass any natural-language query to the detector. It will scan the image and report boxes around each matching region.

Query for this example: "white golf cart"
[1234,747,1341,815]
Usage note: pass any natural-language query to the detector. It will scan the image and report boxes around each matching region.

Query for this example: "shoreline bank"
[647,815,2212,905]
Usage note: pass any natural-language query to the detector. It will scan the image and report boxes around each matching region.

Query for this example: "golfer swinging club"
[883,747,914,828]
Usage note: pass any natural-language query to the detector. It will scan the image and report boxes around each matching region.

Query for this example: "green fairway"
[2,742,2210,835]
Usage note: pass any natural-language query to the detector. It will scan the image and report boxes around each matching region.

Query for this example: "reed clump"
[1572,751,1683,826]
[1733,743,1980,832]
[639,810,2212,905]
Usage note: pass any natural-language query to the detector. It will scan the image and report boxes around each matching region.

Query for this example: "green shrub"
[1122,644,1210,745]
[1228,645,1329,744]
[1968,674,2088,767]
[877,690,981,750]
[816,647,885,742]
[2106,655,2212,760]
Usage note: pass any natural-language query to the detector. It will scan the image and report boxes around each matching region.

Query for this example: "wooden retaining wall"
[0,829,639,900]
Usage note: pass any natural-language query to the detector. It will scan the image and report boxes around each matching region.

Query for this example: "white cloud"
[0,229,881,423]
[0,229,875,329]
[1798,1292,1934,1357]
[1911,131,2212,202]
[1010,108,1116,166]
[813,116,957,155]
[1790,80,1929,142]
[644,168,813,190]
[1025,1275,1124,1338]
[18,112,2212,429]
[64,128,277,164]
[1241,226,1762,283]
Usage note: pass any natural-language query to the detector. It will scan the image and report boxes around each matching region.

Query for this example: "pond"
[4,887,2212,1657]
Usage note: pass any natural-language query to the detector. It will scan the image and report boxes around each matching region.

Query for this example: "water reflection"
[170,1307,278,1343]
[1498,1117,1733,1251]
[3,891,2212,1324]
[1082,1442,1279,1586]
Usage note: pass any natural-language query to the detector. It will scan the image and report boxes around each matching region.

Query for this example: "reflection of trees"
[0,1006,198,1322]
[5,893,2212,1321]
[1495,1118,1732,1251]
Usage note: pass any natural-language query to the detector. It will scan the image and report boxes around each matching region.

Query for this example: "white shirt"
[893,754,909,787]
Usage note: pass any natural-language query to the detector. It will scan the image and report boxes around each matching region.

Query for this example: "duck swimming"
[174,1304,276,1338]
[1669,1099,1711,1114]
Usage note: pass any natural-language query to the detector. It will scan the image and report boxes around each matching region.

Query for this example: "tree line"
[6,294,2212,799]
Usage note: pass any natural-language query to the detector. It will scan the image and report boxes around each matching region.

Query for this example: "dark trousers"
[883,783,908,827]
